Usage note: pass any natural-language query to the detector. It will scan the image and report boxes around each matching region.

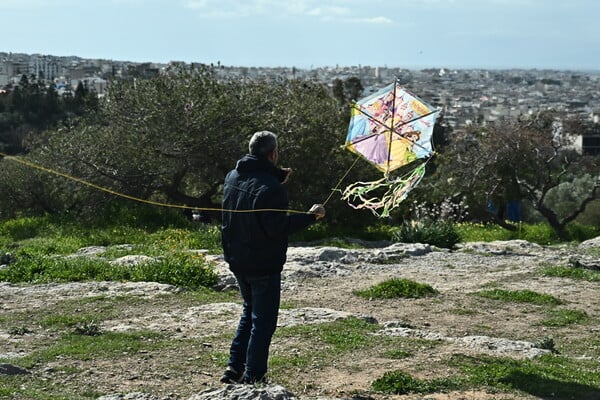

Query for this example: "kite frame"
[346,80,439,175]
[339,80,440,217]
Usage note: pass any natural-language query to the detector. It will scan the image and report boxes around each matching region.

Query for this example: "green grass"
[372,354,600,398]
[271,318,443,387]
[540,265,600,282]
[0,328,170,399]
[1,290,239,345]
[449,354,600,399]
[294,221,597,248]
[354,278,438,299]
[0,376,103,400]
[0,211,598,398]
[271,317,378,374]
[540,309,589,327]
[475,289,564,306]
[372,370,461,394]
[276,317,379,355]
[33,330,167,362]
[455,222,598,245]
[0,212,222,288]
[382,349,413,359]
[0,247,217,288]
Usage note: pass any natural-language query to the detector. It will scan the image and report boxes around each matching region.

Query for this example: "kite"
[341,80,439,217]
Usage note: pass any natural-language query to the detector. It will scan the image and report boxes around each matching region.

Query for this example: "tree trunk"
[535,203,569,240]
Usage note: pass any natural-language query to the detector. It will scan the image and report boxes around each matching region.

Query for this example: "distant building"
[71,77,108,96]
[0,61,13,86]
[29,55,60,81]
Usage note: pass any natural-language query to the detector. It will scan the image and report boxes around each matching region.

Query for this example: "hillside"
[1,239,599,399]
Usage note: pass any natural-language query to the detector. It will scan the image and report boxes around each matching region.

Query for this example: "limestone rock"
[189,384,297,400]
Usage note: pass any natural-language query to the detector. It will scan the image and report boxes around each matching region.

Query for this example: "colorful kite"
[341,81,439,217]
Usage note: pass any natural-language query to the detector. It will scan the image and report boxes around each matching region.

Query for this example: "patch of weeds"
[535,336,558,353]
[316,317,380,353]
[0,253,111,283]
[0,216,48,240]
[41,314,103,330]
[8,326,33,335]
[0,248,217,289]
[355,278,438,299]
[269,351,311,370]
[540,265,600,282]
[447,354,600,398]
[383,349,413,359]
[475,289,563,306]
[540,309,589,327]
[372,370,462,394]
[120,251,218,288]
[22,330,166,363]
[0,372,102,400]
[393,221,461,249]
[147,226,221,253]
[73,321,101,336]
[277,317,379,355]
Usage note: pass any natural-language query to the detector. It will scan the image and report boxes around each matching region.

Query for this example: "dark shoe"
[219,367,243,384]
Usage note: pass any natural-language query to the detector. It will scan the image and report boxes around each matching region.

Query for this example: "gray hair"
[249,130,278,158]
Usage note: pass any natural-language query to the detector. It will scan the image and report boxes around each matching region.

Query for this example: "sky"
[1,0,599,71]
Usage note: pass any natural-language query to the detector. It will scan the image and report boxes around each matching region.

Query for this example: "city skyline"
[1,0,599,71]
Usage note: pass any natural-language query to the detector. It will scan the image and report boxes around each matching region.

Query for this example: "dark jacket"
[221,154,316,276]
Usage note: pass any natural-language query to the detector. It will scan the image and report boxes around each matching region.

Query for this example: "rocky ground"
[1,238,599,400]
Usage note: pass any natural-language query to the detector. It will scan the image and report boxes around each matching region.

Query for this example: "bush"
[393,220,460,249]
[0,216,49,240]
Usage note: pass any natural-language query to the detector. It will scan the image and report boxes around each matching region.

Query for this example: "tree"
[9,69,353,222]
[332,79,345,104]
[344,77,363,102]
[437,111,599,238]
[65,81,98,116]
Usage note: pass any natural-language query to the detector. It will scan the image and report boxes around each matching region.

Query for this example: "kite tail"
[341,164,426,218]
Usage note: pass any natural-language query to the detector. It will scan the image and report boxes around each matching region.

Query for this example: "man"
[220,130,325,384]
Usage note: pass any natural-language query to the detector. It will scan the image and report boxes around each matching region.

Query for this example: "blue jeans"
[227,272,281,382]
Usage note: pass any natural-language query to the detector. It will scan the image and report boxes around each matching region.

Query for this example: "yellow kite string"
[0,151,309,215]
[322,154,362,206]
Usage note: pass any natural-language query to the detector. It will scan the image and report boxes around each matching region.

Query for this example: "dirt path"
[1,240,599,400]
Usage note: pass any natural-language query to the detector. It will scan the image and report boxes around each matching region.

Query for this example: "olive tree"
[4,68,362,222]
[436,111,599,238]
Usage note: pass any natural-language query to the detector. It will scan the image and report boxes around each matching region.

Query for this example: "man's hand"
[308,204,326,220]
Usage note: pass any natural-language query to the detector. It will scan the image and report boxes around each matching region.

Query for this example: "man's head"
[249,130,278,164]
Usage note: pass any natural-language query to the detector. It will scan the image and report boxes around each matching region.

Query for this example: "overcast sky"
[1,0,598,70]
